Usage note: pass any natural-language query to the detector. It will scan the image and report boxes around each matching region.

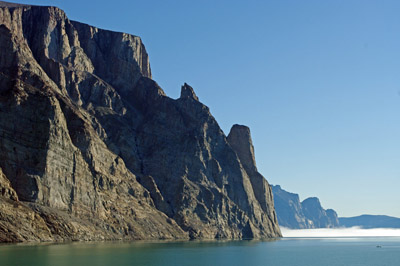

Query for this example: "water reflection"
[0,239,280,266]
[1,237,399,266]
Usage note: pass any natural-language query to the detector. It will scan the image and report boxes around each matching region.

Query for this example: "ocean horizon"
[1,236,400,266]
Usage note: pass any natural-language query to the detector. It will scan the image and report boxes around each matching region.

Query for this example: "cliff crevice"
[0,2,281,242]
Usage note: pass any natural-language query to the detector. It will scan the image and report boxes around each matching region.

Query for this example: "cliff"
[271,185,310,229]
[227,125,278,227]
[301,197,339,228]
[271,185,339,229]
[0,2,281,242]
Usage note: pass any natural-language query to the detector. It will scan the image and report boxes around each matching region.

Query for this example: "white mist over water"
[281,227,400,237]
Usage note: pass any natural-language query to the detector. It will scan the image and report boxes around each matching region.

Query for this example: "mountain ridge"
[0,2,281,242]
[271,185,339,229]
[339,215,400,229]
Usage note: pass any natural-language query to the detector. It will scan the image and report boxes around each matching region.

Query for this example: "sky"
[7,0,400,217]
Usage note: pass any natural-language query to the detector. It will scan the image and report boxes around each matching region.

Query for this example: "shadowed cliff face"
[227,125,278,225]
[0,3,281,241]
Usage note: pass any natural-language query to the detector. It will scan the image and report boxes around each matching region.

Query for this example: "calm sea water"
[1,237,400,266]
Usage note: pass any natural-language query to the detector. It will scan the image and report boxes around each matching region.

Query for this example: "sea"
[1,237,400,266]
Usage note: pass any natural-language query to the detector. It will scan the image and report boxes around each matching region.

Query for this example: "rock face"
[271,185,339,229]
[339,215,400,229]
[0,2,281,242]
[301,197,339,228]
[271,185,310,229]
[227,125,279,228]
[326,209,339,227]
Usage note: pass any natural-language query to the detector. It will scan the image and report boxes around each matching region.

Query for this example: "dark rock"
[0,3,281,242]
[180,83,199,101]
[227,125,279,223]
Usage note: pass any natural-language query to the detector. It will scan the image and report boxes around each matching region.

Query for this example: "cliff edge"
[0,2,281,242]
[272,185,339,229]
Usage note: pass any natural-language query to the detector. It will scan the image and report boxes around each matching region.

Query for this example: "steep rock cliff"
[272,185,338,229]
[271,185,310,229]
[0,2,281,241]
[227,124,279,229]
[302,197,339,228]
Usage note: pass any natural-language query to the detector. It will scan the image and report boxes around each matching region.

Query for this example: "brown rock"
[0,2,281,242]
[228,124,281,235]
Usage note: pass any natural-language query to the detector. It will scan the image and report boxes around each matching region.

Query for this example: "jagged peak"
[180,83,199,101]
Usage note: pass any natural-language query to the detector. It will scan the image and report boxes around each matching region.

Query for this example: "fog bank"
[281,227,400,237]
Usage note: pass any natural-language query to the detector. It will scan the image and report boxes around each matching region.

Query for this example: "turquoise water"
[1,237,400,266]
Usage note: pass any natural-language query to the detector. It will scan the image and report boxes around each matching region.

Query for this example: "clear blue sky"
[8,0,400,217]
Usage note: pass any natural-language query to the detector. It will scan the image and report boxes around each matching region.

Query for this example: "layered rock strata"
[0,2,281,242]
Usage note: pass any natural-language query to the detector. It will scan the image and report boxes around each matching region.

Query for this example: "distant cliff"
[0,1,281,242]
[272,185,339,229]
[339,215,400,229]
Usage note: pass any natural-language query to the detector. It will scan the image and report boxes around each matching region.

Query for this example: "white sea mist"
[281,227,400,237]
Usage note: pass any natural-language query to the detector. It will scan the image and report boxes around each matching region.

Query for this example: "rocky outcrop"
[0,2,281,242]
[302,197,339,228]
[271,185,310,229]
[326,209,340,227]
[227,125,279,226]
[272,185,339,229]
